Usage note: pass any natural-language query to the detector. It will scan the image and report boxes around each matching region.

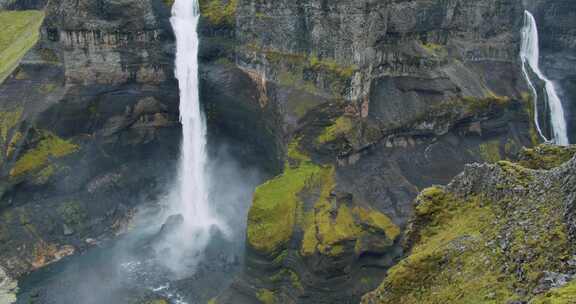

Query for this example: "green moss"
[497,160,533,186]
[32,164,56,185]
[363,162,573,304]
[57,201,86,228]
[532,280,576,304]
[363,188,518,304]
[301,167,399,257]
[247,150,323,256]
[162,0,174,8]
[269,268,304,293]
[207,298,217,304]
[7,130,23,158]
[521,91,542,146]
[39,83,57,94]
[301,211,318,256]
[0,108,22,143]
[463,95,511,113]
[479,140,502,163]
[421,43,446,57]
[518,144,576,170]
[354,207,400,240]
[245,43,355,98]
[200,0,237,26]
[256,289,276,304]
[0,10,45,84]
[286,137,310,166]
[10,131,79,178]
[317,116,354,144]
[308,54,357,79]
[145,300,168,304]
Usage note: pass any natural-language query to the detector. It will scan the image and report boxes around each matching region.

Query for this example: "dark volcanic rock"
[0,0,180,278]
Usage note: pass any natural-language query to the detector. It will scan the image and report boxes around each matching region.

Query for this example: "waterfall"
[169,0,225,265]
[520,10,570,146]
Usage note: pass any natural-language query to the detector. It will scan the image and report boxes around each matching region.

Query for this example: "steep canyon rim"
[0,0,576,303]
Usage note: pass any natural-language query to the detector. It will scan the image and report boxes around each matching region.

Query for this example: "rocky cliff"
[363,144,576,303]
[0,0,575,303]
[0,0,180,278]
[212,0,540,302]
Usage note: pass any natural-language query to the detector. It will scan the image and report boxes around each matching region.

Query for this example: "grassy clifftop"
[0,10,44,84]
[362,145,576,304]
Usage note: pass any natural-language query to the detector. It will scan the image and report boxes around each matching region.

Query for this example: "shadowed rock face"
[1,0,576,303]
[0,0,181,277]
[212,0,539,302]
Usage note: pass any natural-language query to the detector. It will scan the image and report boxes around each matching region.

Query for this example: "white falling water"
[520,10,570,146]
[168,0,226,270]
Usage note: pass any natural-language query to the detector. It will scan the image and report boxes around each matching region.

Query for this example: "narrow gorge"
[0,0,575,304]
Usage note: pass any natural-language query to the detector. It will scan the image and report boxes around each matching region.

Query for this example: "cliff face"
[0,0,180,278]
[363,144,576,303]
[213,0,538,303]
[1,0,575,303]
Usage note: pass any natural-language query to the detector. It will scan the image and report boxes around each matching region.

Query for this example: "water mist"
[157,0,228,274]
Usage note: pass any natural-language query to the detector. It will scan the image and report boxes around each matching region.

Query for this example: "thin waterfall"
[170,0,225,265]
[520,10,570,146]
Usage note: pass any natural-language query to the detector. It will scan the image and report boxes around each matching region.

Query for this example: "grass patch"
[256,289,276,304]
[317,116,353,144]
[0,10,45,84]
[247,150,323,256]
[532,280,576,304]
[479,140,501,163]
[200,0,238,26]
[10,131,79,178]
[518,144,576,170]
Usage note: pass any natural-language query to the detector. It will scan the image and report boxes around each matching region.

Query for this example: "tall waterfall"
[520,10,570,146]
[170,0,224,260]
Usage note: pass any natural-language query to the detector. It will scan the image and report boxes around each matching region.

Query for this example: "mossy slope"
[0,10,45,84]
[362,145,576,304]
[244,138,401,302]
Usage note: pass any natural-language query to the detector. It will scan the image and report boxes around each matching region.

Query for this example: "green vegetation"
[420,42,446,57]
[0,10,45,84]
[521,91,541,145]
[145,300,168,304]
[200,0,238,26]
[247,144,323,256]
[462,94,511,113]
[207,298,217,304]
[57,201,86,228]
[362,150,574,303]
[479,140,501,163]
[309,54,357,79]
[249,136,399,260]
[10,131,79,178]
[0,108,22,143]
[363,187,519,304]
[497,160,533,186]
[317,116,354,144]
[256,289,276,304]
[518,144,576,170]
[532,280,576,304]
[300,167,399,257]
[244,42,357,99]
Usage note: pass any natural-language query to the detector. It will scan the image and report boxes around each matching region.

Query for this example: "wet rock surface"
[1,0,576,303]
